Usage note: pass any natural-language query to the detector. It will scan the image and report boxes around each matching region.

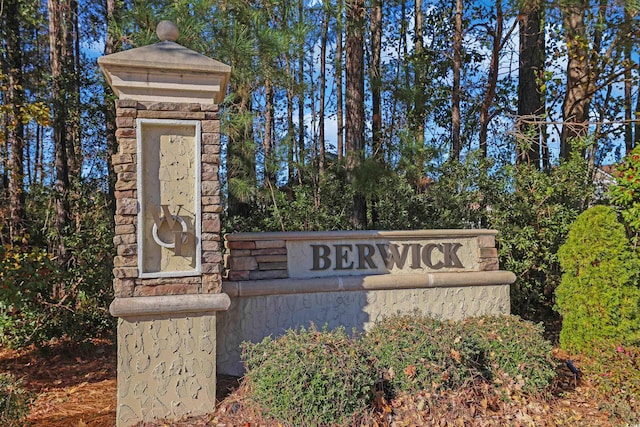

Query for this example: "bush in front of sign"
[364,314,484,396]
[241,324,374,427]
[460,315,556,393]
[365,314,557,398]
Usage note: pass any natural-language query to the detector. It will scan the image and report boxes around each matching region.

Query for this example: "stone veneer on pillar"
[98,21,231,426]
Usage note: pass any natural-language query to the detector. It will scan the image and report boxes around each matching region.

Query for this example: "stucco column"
[98,21,231,426]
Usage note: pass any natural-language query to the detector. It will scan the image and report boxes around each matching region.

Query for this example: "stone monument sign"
[99,19,516,426]
[218,230,515,376]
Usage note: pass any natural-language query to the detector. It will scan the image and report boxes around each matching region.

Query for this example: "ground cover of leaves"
[0,340,636,427]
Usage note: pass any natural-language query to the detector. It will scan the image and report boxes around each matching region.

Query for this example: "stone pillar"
[98,21,231,426]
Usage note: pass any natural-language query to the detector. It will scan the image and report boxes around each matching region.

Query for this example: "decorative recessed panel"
[137,119,201,277]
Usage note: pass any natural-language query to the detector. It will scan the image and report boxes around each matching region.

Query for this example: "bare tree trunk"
[560,0,590,159]
[319,2,328,175]
[286,56,295,184]
[413,0,424,148]
[370,0,382,157]
[369,0,383,228]
[67,0,82,178]
[104,0,118,220]
[48,0,72,260]
[33,126,40,185]
[624,56,633,154]
[451,0,463,161]
[36,125,44,184]
[517,0,545,168]
[387,0,407,164]
[0,140,7,245]
[479,0,504,158]
[309,63,320,206]
[4,0,26,244]
[401,0,410,89]
[623,6,633,154]
[636,80,640,148]
[335,0,344,160]
[264,78,275,182]
[346,0,366,228]
[297,0,305,182]
[591,83,612,171]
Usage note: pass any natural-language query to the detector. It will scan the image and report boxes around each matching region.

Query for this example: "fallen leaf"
[404,365,416,378]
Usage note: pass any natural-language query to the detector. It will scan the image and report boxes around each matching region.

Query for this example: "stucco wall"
[217,283,510,376]
[116,314,217,425]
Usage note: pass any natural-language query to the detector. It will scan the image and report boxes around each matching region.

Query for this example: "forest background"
[0,0,639,347]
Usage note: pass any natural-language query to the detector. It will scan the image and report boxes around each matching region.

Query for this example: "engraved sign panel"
[137,119,201,277]
[286,237,478,279]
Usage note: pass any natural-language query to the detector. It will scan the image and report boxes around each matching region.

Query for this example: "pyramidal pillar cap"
[98,21,230,104]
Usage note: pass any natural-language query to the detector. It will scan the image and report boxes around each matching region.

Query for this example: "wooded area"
[1,0,640,344]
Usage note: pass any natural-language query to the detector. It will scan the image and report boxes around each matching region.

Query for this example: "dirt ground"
[0,339,635,426]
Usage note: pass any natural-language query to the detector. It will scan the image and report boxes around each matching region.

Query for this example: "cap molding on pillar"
[98,22,230,104]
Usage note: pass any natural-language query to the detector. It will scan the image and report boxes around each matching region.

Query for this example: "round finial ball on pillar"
[157,20,179,42]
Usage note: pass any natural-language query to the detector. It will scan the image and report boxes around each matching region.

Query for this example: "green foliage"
[242,315,557,424]
[367,314,556,396]
[224,163,353,233]
[372,173,434,230]
[426,152,500,229]
[609,145,640,241]
[241,325,374,427]
[0,373,33,427]
[226,149,594,325]
[0,182,115,348]
[489,155,594,319]
[556,205,640,354]
[365,315,483,395]
[460,316,557,393]
[0,72,50,146]
[0,246,61,347]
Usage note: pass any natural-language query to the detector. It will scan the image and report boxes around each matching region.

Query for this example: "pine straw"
[0,338,117,427]
[1,340,631,427]
[27,379,116,427]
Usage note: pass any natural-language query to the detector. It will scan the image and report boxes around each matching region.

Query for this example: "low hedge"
[241,314,556,426]
[242,325,374,427]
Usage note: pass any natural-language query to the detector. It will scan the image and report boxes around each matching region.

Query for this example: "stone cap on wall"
[110,294,230,318]
[225,229,498,241]
[223,270,516,297]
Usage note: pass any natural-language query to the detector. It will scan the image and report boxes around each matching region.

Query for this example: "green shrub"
[241,325,374,427]
[489,155,593,320]
[242,315,557,424]
[0,247,60,347]
[556,205,640,354]
[0,373,32,427]
[0,182,115,349]
[609,145,640,240]
[364,315,483,395]
[461,316,556,393]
